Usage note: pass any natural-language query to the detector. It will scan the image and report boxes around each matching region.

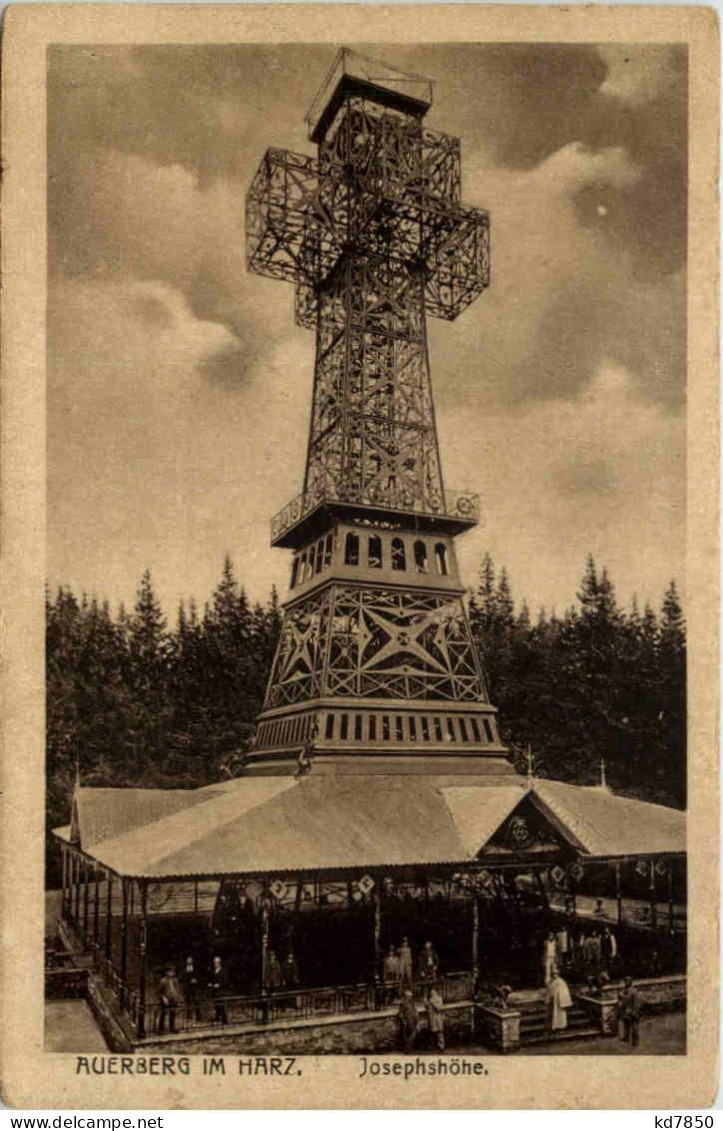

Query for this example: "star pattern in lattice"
[265,584,484,709]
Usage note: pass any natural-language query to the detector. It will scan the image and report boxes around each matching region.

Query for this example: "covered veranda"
[52,774,686,1043]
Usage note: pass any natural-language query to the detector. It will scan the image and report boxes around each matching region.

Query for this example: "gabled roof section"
[88,777,296,874]
[71,786,220,850]
[532,780,686,857]
[440,783,526,856]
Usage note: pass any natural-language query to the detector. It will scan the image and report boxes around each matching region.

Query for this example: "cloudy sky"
[47,43,686,619]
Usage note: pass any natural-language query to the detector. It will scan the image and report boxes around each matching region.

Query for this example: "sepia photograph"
[1,3,718,1110]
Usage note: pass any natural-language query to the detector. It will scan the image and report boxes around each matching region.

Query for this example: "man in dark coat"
[398,989,419,1054]
[417,940,439,983]
[600,927,618,976]
[619,976,641,1047]
[157,966,183,1034]
[267,950,283,992]
[182,955,202,1022]
[282,950,300,990]
[209,955,228,1025]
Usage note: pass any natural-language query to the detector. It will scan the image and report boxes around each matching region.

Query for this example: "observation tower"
[246,49,510,776]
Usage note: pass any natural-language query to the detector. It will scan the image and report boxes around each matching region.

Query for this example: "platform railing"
[138,970,473,1038]
[270,485,480,543]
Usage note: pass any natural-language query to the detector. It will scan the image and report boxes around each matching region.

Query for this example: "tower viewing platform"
[270,483,480,549]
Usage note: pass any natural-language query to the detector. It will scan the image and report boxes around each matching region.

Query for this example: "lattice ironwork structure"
[246,49,504,774]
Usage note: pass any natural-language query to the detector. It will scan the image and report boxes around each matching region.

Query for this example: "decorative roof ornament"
[526,745,534,787]
[586,757,612,793]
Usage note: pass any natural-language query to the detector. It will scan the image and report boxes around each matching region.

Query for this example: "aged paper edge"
[1,2,719,1110]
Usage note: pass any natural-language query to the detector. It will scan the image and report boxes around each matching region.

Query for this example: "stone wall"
[86,975,134,1053]
[46,967,88,1000]
[636,975,686,1014]
[138,1004,474,1057]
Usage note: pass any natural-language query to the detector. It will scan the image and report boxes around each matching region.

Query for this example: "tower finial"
[526,744,534,786]
[74,753,81,788]
[599,757,608,791]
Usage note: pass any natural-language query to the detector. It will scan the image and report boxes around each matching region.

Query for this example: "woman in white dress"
[545,967,573,1031]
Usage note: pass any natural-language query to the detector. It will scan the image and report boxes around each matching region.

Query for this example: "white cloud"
[48,275,307,614]
[440,362,685,613]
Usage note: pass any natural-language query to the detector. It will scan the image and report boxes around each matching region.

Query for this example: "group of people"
[541,922,619,985]
[155,955,233,1033]
[152,922,642,1049]
[397,986,446,1053]
[383,938,440,989]
[265,949,300,993]
[540,921,620,1036]
[154,949,303,1033]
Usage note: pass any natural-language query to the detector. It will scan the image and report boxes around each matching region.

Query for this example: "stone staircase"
[512,989,599,1047]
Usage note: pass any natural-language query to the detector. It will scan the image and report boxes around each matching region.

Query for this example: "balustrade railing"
[271,485,480,543]
[136,970,473,1038]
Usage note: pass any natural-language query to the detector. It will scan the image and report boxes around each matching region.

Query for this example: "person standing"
[157,966,183,1034]
[601,926,618,975]
[582,929,601,979]
[209,955,228,1025]
[555,924,569,971]
[282,950,301,1009]
[398,937,413,986]
[619,976,641,1048]
[542,931,557,985]
[267,950,283,993]
[383,946,401,1001]
[182,955,201,1022]
[417,940,439,984]
[282,950,300,991]
[426,986,445,1050]
[398,989,419,1053]
[545,967,573,1032]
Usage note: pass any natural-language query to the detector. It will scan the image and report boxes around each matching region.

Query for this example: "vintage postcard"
[1,2,719,1110]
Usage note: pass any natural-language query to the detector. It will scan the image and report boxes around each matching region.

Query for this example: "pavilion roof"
[61,774,686,879]
[69,785,219,848]
[531,780,686,858]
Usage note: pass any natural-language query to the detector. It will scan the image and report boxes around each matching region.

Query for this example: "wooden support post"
[93,869,101,953]
[615,860,623,927]
[61,847,68,917]
[82,858,90,942]
[649,859,658,931]
[472,896,480,987]
[119,880,129,1007]
[73,853,81,923]
[373,890,382,988]
[105,873,113,961]
[137,883,148,1039]
[261,902,270,1022]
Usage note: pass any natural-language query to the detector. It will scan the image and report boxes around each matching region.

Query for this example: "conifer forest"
[46,553,686,879]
